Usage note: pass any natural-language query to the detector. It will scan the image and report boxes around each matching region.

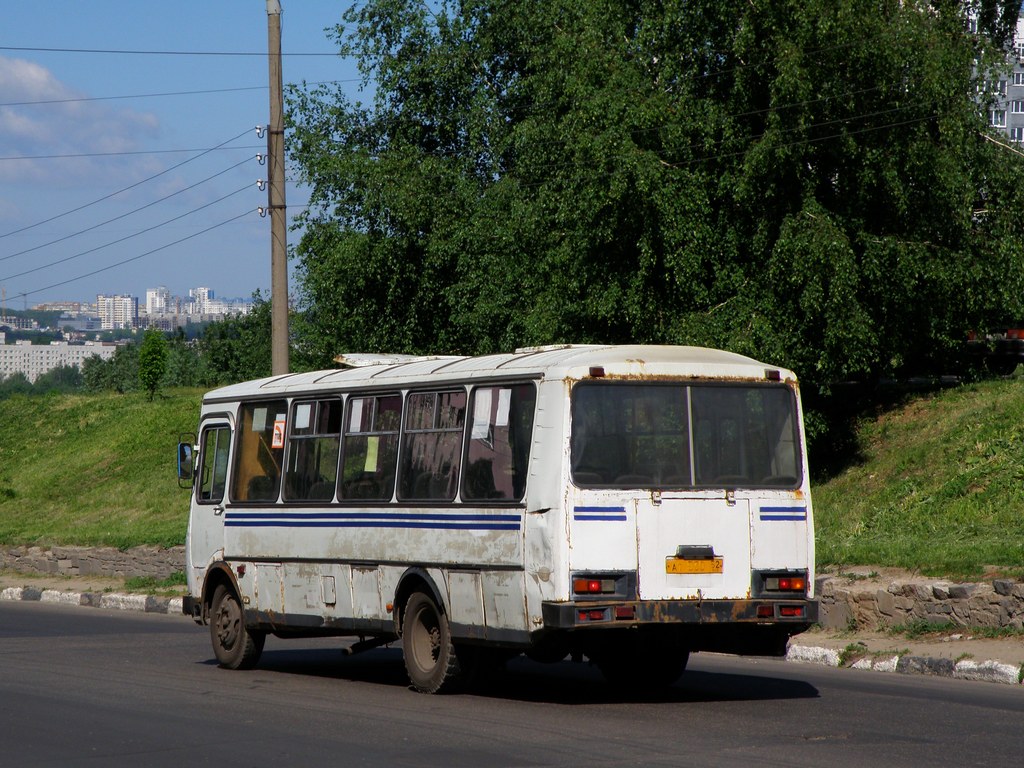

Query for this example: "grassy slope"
[1,383,1022,578]
[813,377,1024,578]
[0,389,202,548]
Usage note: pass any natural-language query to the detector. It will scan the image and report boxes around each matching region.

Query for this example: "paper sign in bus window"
[349,399,365,432]
[364,436,379,472]
[496,388,511,427]
[272,419,286,449]
[472,389,493,439]
[252,407,268,432]
[294,403,312,430]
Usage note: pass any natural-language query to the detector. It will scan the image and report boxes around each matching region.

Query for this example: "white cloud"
[0,55,161,186]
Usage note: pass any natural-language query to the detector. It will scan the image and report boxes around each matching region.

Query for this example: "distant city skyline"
[19,281,261,313]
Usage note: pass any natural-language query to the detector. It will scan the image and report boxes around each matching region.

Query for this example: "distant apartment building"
[96,294,138,330]
[0,314,39,331]
[0,332,116,383]
[979,11,1024,142]
[146,286,171,316]
[32,301,90,314]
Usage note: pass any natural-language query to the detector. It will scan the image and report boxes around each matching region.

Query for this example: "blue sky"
[0,1,362,307]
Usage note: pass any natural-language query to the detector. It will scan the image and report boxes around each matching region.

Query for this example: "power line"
[0,128,256,239]
[0,45,341,57]
[0,183,253,283]
[0,145,262,162]
[1,156,254,263]
[0,79,359,107]
[8,209,255,301]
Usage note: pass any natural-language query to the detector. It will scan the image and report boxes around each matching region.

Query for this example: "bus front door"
[187,421,233,590]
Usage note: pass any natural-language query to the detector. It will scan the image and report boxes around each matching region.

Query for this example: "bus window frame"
[230,398,289,504]
[397,388,468,502]
[283,396,343,503]
[460,382,537,504]
[339,391,403,503]
[196,424,231,505]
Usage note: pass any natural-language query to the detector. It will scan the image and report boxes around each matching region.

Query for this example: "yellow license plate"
[666,557,724,574]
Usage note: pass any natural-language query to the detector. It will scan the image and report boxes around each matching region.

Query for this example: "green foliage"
[138,328,170,401]
[197,292,274,384]
[33,364,84,394]
[0,372,34,399]
[82,344,138,394]
[286,0,1024,437]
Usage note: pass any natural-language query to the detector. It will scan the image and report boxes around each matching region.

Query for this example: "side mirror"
[177,439,195,488]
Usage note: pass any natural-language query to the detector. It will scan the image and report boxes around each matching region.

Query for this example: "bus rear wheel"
[210,584,265,670]
[402,591,464,694]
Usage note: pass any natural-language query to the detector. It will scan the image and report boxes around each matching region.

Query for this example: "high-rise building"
[188,286,213,315]
[96,294,138,330]
[146,286,171,317]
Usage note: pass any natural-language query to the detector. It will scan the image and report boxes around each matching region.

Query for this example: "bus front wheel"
[210,584,265,670]
[402,591,464,694]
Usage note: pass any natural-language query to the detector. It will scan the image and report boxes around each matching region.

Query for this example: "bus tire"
[402,591,463,694]
[210,584,265,670]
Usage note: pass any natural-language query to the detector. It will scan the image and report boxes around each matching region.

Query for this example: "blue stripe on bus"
[223,510,522,531]
[759,506,807,521]
[573,505,628,522]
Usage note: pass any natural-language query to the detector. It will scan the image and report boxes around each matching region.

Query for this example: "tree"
[162,328,204,388]
[287,1,1024,412]
[0,372,33,400]
[33,364,84,394]
[138,329,169,401]
[82,345,138,394]
[198,292,274,385]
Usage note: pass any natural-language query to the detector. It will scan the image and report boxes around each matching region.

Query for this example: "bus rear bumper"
[542,597,818,631]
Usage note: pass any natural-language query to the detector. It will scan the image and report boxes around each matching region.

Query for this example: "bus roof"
[202,345,795,402]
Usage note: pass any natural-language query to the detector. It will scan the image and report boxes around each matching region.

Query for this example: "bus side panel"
[225,524,523,571]
[448,570,485,629]
[523,380,572,622]
[254,563,283,615]
[481,571,527,633]
[352,565,382,621]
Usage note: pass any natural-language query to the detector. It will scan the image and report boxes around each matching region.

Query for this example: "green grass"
[2,380,1024,578]
[123,571,188,594]
[0,389,202,548]
[813,376,1024,579]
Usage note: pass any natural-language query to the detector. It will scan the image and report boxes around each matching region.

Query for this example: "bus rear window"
[571,382,800,489]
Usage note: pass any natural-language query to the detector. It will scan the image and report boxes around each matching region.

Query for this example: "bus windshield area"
[570,381,801,489]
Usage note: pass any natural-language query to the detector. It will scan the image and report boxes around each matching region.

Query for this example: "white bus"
[178,345,817,693]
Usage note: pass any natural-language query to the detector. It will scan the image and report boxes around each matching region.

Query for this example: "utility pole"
[267,0,289,374]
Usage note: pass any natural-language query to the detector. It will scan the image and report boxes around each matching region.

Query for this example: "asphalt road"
[1,601,1021,768]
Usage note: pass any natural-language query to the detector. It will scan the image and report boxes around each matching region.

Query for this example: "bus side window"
[231,400,288,502]
[462,384,536,502]
[284,399,341,501]
[340,394,402,501]
[198,426,230,504]
[398,390,467,501]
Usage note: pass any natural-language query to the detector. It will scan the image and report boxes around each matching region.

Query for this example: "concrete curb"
[787,643,1023,686]
[1,586,183,616]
